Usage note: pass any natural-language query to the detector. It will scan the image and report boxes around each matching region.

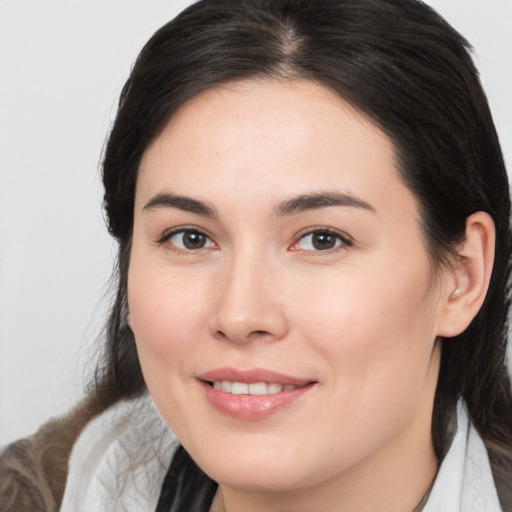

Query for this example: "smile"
[211,381,300,395]
[197,368,317,420]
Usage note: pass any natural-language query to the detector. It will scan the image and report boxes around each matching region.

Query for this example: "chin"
[189,440,332,493]
[205,464,309,492]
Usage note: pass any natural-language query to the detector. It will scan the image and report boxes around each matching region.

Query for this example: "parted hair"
[1,1,511,510]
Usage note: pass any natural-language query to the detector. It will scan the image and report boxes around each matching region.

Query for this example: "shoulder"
[487,442,512,511]
[60,393,178,512]
[1,393,177,512]
[424,401,504,512]
[0,394,100,512]
[0,438,55,512]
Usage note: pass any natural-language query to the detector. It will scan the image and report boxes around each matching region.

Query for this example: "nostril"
[214,328,272,343]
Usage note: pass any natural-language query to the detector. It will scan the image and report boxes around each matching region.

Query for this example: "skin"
[127,79,493,512]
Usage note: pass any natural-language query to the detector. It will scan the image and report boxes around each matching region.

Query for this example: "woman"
[1,0,511,511]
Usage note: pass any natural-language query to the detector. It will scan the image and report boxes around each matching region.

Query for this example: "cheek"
[294,263,438,444]
[291,253,438,391]
[300,268,432,336]
[127,262,211,377]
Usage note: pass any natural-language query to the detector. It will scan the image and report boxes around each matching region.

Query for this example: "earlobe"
[437,211,495,338]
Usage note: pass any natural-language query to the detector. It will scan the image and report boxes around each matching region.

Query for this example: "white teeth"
[212,381,299,395]
[221,381,232,393]
[231,382,249,395]
[267,383,283,394]
[248,382,267,395]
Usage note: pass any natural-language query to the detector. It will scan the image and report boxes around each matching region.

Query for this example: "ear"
[437,211,495,338]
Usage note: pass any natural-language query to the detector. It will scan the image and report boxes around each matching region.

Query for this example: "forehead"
[136,79,417,222]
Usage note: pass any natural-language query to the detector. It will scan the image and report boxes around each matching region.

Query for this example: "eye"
[163,229,216,251]
[290,229,352,252]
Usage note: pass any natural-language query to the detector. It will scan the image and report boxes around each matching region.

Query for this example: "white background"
[1,0,511,447]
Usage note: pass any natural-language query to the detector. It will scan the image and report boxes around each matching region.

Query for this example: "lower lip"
[199,381,316,421]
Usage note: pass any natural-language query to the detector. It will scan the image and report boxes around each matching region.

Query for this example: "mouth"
[207,381,305,395]
[197,368,318,420]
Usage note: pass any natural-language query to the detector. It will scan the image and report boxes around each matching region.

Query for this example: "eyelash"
[157,227,352,254]
[290,228,353,254]
[158,228,217,253]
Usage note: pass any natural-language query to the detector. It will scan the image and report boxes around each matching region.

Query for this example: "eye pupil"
[312,232,336,250]
[183,231,206,249]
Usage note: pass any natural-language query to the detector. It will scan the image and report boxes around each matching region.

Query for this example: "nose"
[209,252,288,344]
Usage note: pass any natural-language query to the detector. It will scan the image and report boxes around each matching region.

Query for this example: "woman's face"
[128,80,452,494]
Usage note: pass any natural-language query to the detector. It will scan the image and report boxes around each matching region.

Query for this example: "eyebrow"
[143,190,375,218]
[143,193,217,217]
[275,191,375,216]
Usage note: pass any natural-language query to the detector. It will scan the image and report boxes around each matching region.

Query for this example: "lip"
[196,367,317,421]
[197,367,314,386]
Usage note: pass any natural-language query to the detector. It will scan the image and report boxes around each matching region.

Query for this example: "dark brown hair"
[95,0,512,508]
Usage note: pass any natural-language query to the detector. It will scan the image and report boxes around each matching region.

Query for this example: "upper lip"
[197,367,315,386]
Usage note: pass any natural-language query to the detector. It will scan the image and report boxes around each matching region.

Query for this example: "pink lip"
[196,367,317,421]
[197,367,313,386]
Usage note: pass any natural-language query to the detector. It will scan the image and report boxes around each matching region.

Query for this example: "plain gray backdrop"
[1,0,511,447]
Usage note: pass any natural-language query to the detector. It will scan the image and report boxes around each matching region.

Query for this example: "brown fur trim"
[0,394,104,512]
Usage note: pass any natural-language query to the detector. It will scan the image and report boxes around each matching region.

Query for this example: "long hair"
[96,0,512,507]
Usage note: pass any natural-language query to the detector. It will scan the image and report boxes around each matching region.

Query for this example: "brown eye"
[167,230,215,250]
[311,232,338,250]
[294,230,351,251]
